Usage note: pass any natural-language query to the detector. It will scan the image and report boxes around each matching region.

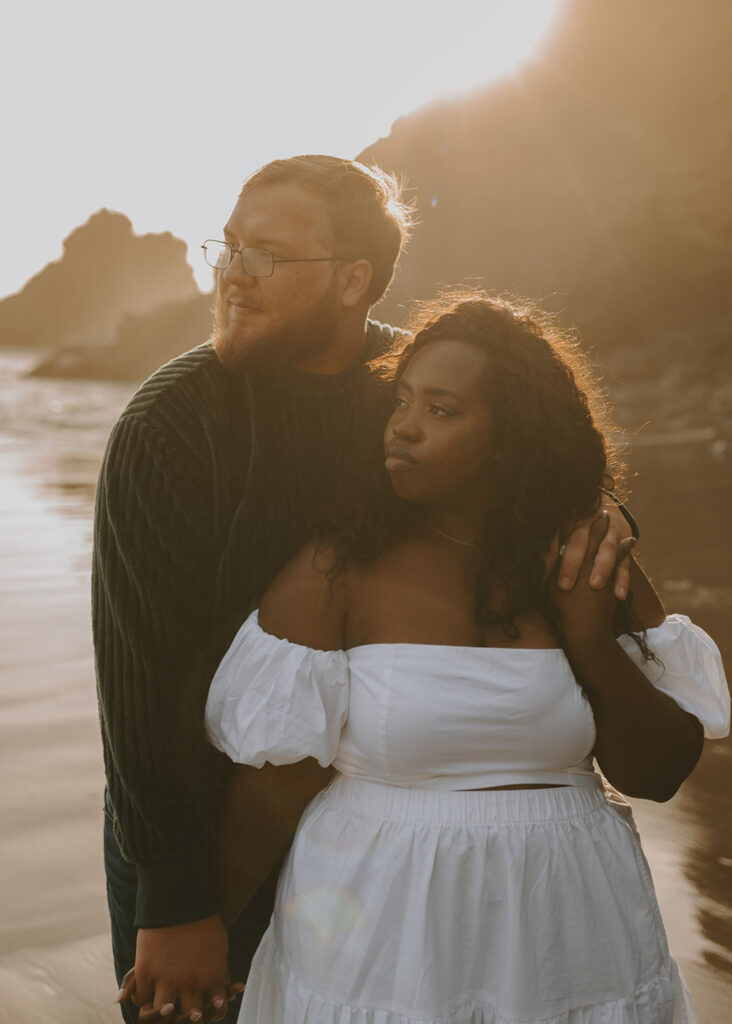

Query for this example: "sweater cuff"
[135,853,219,929]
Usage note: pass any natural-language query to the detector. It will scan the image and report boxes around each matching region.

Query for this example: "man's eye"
[393,395,408,408]
[429,404,453,417]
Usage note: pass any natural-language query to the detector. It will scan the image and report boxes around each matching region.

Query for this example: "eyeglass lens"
[202,241,230,270]
[240,248,274,276]
[202,241,274,277]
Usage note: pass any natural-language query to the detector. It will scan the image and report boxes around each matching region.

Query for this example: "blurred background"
[0,1,730,1020]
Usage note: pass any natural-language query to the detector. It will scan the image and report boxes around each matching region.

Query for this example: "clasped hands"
[116,502,635,1023]
[115,912,243,1024]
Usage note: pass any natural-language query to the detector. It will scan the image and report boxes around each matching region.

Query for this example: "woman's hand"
[116,966,244,1023]
[557,500,635,600]
[114,914,240,1024]
[549,514,704,801]
[550,512,636,656]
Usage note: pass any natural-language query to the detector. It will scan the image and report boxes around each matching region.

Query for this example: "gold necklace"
[426,521,480,548]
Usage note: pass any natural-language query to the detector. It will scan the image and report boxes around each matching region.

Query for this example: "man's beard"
[211,281,342,373]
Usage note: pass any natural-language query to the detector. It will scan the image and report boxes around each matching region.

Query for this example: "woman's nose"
[392,410,422,441]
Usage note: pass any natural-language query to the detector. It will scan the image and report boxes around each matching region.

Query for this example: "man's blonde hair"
[241,155,414,305]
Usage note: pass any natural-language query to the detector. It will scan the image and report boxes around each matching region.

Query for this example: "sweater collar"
[242,319,402,397]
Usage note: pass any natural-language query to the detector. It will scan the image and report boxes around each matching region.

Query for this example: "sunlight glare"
[0,0,566,297]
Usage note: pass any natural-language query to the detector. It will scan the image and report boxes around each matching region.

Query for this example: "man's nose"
[221,251,255,287]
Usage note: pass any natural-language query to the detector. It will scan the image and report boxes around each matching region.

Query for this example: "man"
[95,154,633,1024]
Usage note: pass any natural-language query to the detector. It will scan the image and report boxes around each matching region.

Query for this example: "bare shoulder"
[258,540,348,651]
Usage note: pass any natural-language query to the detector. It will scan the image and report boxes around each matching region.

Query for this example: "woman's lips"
[385,444,419,472]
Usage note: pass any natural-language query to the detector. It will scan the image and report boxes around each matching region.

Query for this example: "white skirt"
[238,774,698,1023]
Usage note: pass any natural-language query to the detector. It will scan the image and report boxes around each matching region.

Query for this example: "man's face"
[211,182,345,371]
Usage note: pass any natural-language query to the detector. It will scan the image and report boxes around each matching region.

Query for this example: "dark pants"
[103,789,280,1023]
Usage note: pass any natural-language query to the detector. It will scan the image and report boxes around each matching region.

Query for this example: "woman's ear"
[339,259,373,309]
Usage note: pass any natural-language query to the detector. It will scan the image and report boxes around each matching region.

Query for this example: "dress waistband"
[324,773,612,826]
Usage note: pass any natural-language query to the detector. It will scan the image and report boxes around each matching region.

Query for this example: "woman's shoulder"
[259,539,349,651]
[206,548,351,767]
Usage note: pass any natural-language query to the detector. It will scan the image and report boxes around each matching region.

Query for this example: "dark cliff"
[363,0,732,337]
[360,0,732,434]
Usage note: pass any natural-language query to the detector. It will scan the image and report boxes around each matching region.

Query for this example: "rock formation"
[22,0,732,435]
[0,210,199,349]
[28,292,214,381]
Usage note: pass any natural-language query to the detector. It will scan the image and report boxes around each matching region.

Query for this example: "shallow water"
[0,349,730,1022]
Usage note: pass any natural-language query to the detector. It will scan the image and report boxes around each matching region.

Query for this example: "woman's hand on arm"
[551,514,703,801]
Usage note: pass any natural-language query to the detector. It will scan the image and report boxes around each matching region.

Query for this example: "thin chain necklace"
[426,521,480,549]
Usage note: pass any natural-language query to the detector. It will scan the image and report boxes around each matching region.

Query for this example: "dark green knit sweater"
[92,321,400,928]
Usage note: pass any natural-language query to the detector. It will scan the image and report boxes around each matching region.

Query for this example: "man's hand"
[556,500,634,600]
[114,914,240,1024]
[116,971,244,1024]
[550,512,636,656]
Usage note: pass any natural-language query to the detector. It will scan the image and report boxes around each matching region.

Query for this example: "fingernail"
[159,1006,175,1018]
[114,989,125,1003]
[590,574,603,587]
[617,586,627,599]
[559,576,571,590]
[213,997,225,1008]
[189,1012,202,1022]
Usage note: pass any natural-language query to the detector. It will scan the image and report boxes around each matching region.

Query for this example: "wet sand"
[618,440,732,1018]
[0,350,729,1022]
[0,354,130,1023]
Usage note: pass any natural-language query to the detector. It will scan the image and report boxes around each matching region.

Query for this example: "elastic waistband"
[324,773,610,826]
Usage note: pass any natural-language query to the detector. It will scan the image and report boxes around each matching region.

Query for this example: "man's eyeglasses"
[201,239,348,278]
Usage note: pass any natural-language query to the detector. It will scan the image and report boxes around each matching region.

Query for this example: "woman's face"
[383,339,495,508]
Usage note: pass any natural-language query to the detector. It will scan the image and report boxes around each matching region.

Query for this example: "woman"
[205,294,729,1023]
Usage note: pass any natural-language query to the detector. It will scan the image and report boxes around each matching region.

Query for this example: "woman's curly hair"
[315,289,648,652]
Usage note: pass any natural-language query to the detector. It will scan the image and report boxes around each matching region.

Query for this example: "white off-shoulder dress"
[204,614,729,1024]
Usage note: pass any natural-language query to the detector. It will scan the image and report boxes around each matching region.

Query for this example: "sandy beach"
[0,348,730,1023]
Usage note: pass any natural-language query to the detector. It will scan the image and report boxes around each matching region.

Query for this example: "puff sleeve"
[204,609,350,767]
[617,614,730,739]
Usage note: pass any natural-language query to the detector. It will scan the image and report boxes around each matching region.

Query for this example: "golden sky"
[3,0,564,299]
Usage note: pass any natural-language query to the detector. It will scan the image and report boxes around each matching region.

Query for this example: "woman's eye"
[393,395,408,408]
[429,404,453,417]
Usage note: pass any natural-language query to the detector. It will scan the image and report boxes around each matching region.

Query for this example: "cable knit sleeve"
[93,413,221,928]
[617,614,730,739]
[205,610,349,768]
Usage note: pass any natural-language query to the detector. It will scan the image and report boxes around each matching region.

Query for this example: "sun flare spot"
[283,886,367,946]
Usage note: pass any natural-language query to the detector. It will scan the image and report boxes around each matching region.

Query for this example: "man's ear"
[339,259,373,309]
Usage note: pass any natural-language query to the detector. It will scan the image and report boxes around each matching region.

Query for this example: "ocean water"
[0,349,730,1022]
